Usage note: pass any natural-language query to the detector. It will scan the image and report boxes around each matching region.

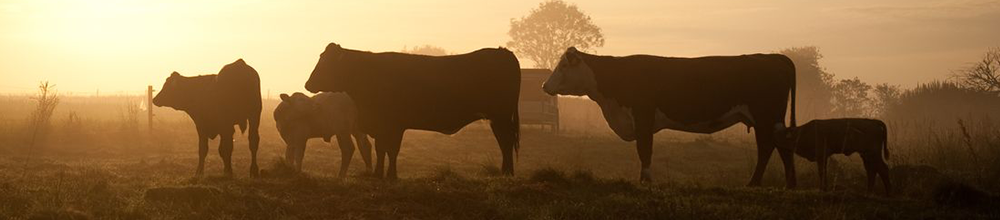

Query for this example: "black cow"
[543,47,797,186]
[305,43,521,179]
[788,118,891,195]
[153,59,262,178]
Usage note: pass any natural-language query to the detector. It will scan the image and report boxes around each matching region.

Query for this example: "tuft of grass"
[431,166,463,182]
[260,157,299,179]
[932,181,996,209]
[478,164,502,177]
[529,167,570,186]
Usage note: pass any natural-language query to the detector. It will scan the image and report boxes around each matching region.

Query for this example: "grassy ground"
[1,125,998,219]
[1,96,998,219]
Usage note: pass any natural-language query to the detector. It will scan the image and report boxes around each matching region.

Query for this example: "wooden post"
[147,85,155,134]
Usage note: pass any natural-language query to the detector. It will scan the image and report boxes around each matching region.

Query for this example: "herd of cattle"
[152,43,892,196]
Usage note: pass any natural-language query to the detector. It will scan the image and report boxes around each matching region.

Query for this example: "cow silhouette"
[789,118,891,195]
[274,92,373,177]
[543,47,797,186]
[152,59,262,178]
[305,43,521,179]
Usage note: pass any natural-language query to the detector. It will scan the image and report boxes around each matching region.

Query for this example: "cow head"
[274,92,319,129]
[543,47,597,96]
[543,47,638,141]
[305,43,349,93]
[152,72,193,110]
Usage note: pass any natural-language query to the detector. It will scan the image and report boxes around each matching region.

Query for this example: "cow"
[542,47,797,186]
[788,118,891,195]
[152,59,262,178]
[274,92,373,177]
[305,43,521,179]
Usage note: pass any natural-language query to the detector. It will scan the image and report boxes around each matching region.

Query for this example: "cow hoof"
[639,169,652,183]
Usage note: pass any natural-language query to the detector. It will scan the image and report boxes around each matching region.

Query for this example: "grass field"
[1,95,998,219]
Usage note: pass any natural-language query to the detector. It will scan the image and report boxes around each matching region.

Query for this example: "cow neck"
[576,52,623,101]
[576,54,637,141]
[177,75,218,113]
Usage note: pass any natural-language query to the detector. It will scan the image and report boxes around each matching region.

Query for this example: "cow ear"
[280,93,290,101]
[327,43,342,51]
[567,47,578,53]
[170,71,180,77]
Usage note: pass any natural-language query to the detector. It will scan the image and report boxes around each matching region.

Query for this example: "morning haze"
[1,0,997,94]
[2,0,999,219]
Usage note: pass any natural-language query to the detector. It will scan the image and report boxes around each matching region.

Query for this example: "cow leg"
[218,134,234,177]
[877,158,892,196]
[248,115,261,178]
[862,156,877,194]
[632,107,655,183]
[377,130,404,180]
[336,133,355,178]
[284,144,296,169]
[748,133,774,187]
[817,156,829,191]
[295,141,306,171]
[196,136,209,177]
[490,115,517,175]
[374,139,386,178]
[749,125,796,188]
[353,132,374,175]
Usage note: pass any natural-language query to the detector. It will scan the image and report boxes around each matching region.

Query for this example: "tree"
[507,0,604,69]
[779,46,835,119]
[884,81,1000,128]
[401,45,448,56]
[871,83,901,118]
[831,77,872,117]
[954,47,1000,95]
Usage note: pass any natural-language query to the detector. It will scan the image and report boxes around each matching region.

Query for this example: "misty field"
[1,95,998,219]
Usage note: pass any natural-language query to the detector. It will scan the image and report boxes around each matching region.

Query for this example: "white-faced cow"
[153,59,262,178]
[305,43,521,179]
[543,47,797,186]
[788,118,891,195]
[274,92,373,177]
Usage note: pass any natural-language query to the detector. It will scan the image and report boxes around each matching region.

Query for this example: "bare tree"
[507,0,604,69]
[401,45,448,56]
[29,81,60,147]
[954,47,1000,95]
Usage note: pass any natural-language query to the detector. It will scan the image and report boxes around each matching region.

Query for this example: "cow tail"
[882,122,890,160]
[787,56,797,131]
[513,108,521,159]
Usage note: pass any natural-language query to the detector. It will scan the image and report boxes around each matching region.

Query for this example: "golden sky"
[1,0,998,95]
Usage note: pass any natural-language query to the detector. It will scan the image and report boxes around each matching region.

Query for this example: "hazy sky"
[1,0,998,95]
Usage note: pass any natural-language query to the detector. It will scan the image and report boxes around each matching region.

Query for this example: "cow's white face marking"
[543,47,597,96]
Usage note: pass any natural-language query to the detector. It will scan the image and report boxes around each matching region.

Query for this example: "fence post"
[147,85,155,134]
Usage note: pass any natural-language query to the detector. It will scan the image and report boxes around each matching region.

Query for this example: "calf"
[788,118,891,195]
[152,59,262,178]
[274,92,373,177]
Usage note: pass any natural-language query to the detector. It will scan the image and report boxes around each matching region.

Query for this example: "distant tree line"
[782,46,1000,125]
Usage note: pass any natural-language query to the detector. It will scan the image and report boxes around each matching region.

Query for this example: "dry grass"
[0,95,998,219]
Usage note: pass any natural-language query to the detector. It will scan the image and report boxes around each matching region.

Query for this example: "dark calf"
[153,59,262,178]
[788,118,891,195]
